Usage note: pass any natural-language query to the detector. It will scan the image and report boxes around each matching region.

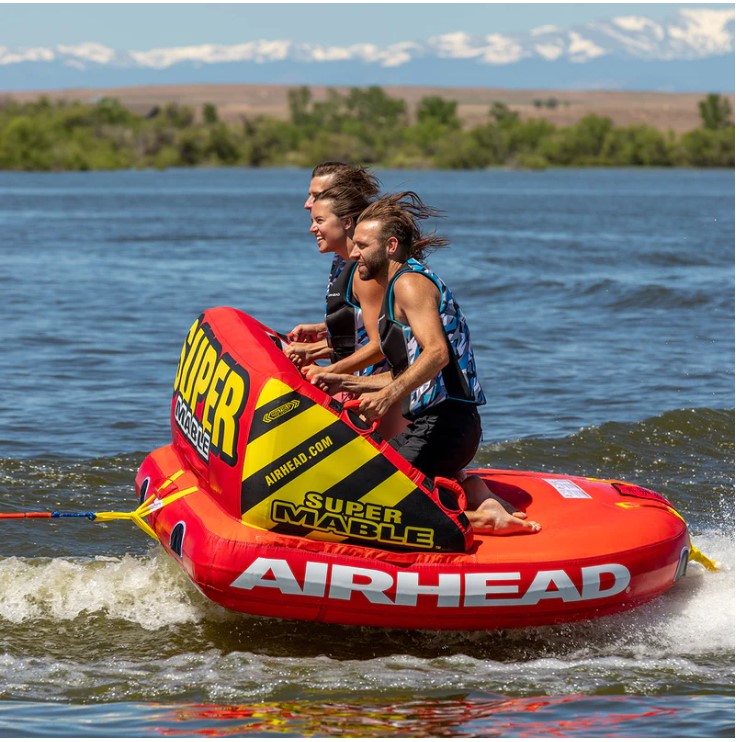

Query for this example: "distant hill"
[0,7,733,94]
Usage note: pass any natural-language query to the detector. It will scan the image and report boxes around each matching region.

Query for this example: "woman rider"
[284,184,406,439]
[288,162,380,346]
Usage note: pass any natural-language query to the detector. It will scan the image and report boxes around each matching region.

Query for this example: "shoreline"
[2,82,732,134]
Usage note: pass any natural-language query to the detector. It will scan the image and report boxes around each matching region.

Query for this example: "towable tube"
[135,307,694,630]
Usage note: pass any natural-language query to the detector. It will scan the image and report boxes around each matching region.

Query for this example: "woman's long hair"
[311,162,380,200]
[313,184,372,225]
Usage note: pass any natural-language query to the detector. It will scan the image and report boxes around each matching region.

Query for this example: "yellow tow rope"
[92,469,198,541]
[689,545,718,571]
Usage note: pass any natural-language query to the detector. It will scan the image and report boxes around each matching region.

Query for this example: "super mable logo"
[173,316,250,466]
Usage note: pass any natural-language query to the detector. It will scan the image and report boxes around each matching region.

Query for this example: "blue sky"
[1,3,732,48]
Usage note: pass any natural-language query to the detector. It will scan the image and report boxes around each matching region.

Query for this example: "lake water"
[0,167,734,737]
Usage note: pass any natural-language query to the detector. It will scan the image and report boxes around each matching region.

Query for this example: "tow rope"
[0,498,160,540]
[0,471,198,542]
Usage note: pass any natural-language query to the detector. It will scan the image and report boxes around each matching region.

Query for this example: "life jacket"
[325,260,389,376]
[324,254,345,309]
[325,259,358,363]
[379,259,486,420]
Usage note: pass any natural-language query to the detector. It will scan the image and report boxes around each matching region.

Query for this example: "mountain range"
[0,7,734,92]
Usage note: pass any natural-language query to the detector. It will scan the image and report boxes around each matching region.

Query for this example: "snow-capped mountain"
[0,7,734,92]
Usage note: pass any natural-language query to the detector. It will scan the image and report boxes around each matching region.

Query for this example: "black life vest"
[325,260,359,363]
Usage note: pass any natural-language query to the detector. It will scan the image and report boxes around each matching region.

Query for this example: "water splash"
[0,529,731,663]
[0,550,221,630]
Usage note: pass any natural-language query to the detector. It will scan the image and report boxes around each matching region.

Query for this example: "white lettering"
[580,563,631,600]
[229,558,632,609]
[521,569,581,605]
[174,392,211,459]
[302,561,329,598]
[463,572,521,607]
[230,556,304,595]
[394,572,461,607]
[328,565,394,605]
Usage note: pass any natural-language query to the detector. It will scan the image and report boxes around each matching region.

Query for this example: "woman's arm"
[287,322,327,343]
[311,340,385,377]
[315,270,387,375]
[284,339,331,367]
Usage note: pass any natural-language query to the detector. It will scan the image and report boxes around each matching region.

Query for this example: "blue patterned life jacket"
[378,259,486,419]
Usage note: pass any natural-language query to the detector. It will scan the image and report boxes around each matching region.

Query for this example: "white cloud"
[668,7,735,55]
[299,41,419,67]
[130,41,291,68]
[593,20,664,56]
[568,32,607,62]
[535,43,564,61]
[429,32,528,65]
[0,46,55,65]
[612,16,658,33]
[376,42,420,67]
[309,45,354,62]
[57,42,115,64]
[429,32,482,59]
[531,25,561,36]
[0,7,733,74]
[481,33,526,64]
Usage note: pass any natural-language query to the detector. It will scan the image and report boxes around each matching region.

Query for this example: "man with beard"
[309,192,541,535]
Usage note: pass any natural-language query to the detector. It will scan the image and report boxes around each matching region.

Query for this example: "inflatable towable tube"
[167,307,472,553]
[135,307,695,630]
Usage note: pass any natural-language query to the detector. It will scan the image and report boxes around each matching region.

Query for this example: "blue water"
[0,167,734,737]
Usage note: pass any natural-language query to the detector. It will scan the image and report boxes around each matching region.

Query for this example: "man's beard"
[359,257,383,281]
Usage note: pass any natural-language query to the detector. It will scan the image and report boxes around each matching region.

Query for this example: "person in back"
[288,162,381,347]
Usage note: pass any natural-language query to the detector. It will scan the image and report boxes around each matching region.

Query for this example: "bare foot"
[465,497,541,536]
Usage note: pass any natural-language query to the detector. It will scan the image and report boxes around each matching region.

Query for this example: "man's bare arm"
[308,369,393,396]
[356,273,448,420]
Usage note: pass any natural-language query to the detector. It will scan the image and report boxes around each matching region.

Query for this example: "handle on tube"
[341,398,380,436]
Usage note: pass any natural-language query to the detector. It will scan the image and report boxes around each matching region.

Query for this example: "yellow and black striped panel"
[240,378,468,552]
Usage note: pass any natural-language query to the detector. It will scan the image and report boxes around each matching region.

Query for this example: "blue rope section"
[50,512,97,520]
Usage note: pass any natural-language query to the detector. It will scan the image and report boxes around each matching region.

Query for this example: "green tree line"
[0,87,733,171]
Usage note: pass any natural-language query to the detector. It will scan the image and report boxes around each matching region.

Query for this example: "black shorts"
[388,400,482,479]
